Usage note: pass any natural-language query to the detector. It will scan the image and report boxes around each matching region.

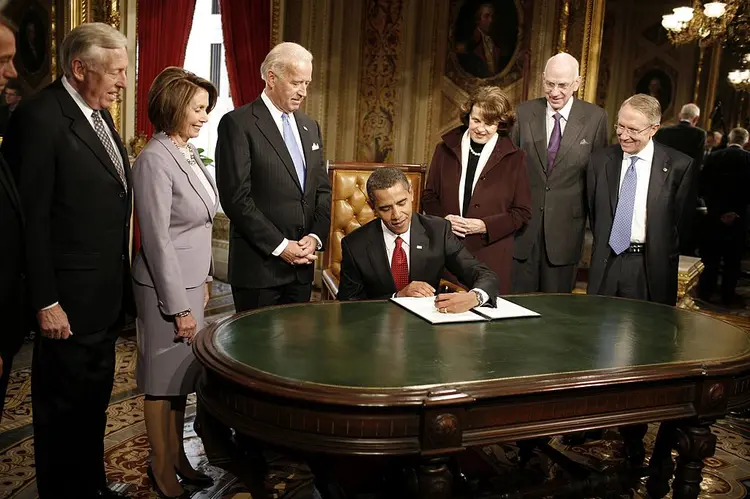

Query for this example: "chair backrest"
[324,161,427,285]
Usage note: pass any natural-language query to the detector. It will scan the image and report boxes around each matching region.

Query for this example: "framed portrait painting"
[634,63,676,116]
[5,0,51,91]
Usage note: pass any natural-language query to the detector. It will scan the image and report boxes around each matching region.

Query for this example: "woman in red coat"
[422,86,531,294]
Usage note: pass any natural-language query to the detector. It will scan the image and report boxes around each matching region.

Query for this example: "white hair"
[679,103,700,120]
[728,127,749,146]
[59,22,127,78]
[544,52,580,77]
[260,42,313,81]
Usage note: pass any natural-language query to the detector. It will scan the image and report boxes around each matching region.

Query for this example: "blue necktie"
[609,156,640,255]
[281,113,306,190]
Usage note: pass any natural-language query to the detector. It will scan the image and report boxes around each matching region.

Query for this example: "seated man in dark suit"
[337,167,498,313]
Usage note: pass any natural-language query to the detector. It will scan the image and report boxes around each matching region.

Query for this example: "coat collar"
[441,126,519,178]
[53,78,130,189]
[153,133,218,219]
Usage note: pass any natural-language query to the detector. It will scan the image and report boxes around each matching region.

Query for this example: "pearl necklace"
[468,144,482,157]
[166,133,193,162]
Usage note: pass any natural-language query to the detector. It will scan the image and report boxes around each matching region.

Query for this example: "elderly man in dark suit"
[698,127,750,305]
[587,94,693,305]
[654,103,706,255]
[511,52,609,293]
[2,23,132,499]
[338,167,499,309]
[216,42,331,313]
[0,14,25,420]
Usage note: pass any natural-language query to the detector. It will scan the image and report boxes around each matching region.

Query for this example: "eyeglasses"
[614,124,654,137]
[543,80,573,91]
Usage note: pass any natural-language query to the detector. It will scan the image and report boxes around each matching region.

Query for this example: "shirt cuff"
[471,289,489,306]
[272,238,289,257]
[41,302,59,311]
[308,233,323,250]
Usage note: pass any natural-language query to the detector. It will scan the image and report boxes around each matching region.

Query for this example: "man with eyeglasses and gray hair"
[511,52,609,294]
[2,22,132,499]
[587,94,693,305]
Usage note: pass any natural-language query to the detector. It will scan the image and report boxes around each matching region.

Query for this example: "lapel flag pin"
[663,167,668,172]
[416,245,423,250]
[303,125,308,131]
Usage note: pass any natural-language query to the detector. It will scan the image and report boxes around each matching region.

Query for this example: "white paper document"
[390,296,540,324]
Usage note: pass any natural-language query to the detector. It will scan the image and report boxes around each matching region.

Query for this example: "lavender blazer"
[131,133,218,315]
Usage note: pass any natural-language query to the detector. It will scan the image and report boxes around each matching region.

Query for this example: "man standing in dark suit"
[698,128,750,305]
[0,14,25,419]
[511,53,608,293]
[587,94,693,305]
[216,42,331,312]
[2,23,131,499]
[338,167,498,310]
[654,103,706,255]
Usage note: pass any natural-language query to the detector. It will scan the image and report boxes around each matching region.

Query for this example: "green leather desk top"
[207,295,750,391]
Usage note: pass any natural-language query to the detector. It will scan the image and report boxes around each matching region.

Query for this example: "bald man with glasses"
[510,53,609,294]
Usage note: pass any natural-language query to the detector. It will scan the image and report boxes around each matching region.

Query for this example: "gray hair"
[621,94,661,125]
[260,42,313,81]
[59,22,127,78]
[679,103,700,120]
[366,167,410,204]
[728,127,749,146]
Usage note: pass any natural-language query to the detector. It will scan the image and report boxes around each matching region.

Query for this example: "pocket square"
[312,143,320,150]
[580,138,590,145]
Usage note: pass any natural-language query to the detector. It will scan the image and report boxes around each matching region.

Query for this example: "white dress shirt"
[546,97,574,145]
[62,76,124,170]
[458,129,498,216]
[382,221,488,305]
[259,91,321,256]
[618,139,654,243]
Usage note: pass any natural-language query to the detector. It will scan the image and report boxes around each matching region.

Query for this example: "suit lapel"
[551,100,586,169]
[156,134,216,219]
[296,115,314,195]
[252,99,303,193]
[646,143,670,231]
[0,153,22,219]
[367,221,396,294]
[529,99,548,175]
[193,147,219,218]
[605,146,624,216]
[55,81,127,188]
[408,214,428,283]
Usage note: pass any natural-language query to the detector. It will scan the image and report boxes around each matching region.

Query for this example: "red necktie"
[391,236,409,292]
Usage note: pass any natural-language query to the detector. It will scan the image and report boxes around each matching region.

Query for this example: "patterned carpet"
[0,282,749,498]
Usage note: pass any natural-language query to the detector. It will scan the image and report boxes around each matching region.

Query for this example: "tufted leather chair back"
[321,162,427,299]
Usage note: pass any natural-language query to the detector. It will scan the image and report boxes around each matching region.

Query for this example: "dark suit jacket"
[215,97,331,288]
[0,152,25,359]
[511,98,609,265]
[337,213,499,302]
[586,143,693,305]
[422,127,531,293]
[1,78,133,333]
[0,106,11,136]
[700,146,750,222]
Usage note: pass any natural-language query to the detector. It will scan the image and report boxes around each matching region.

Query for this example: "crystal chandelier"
[661,0,743,47]
[727,68,750,92]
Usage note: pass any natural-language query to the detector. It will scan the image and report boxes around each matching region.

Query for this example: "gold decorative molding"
[51,2,57,80]
[558,0,571,53]
[693,45,705,104]
[271,0,282,46]
[106,0,122,133]
[703,43,722,131]
[579,0,606,103]
[68,0,89,29]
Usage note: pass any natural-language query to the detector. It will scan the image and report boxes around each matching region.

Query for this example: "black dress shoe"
[147,465,192,499]
[175,467,214,488]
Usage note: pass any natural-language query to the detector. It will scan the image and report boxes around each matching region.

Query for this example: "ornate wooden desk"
[194,295,750,499]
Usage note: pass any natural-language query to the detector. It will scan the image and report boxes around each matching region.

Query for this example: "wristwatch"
[471,290,482,307]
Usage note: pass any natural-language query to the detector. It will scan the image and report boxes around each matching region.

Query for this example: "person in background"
[2,22,132,498]
[698,127,750,305]
[705,130,723,157]
[0,13,24,420]
[422,85,531,294]
[510,53,609,293]
[653,103,706,256]
[587,94,693,305]
[0,78,22,135]
[131,67,218,498]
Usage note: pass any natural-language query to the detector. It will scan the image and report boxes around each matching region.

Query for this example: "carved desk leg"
[619,424,648,466]
[418,457,452,499]
[646,422,676,499]
[672,422,717,499]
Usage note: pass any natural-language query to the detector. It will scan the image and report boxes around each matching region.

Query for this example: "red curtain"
[135,0,197,138]
[219,0,271,108]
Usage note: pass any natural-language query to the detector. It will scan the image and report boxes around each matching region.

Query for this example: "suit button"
[479,176,486,181]
[545,186,550,191]
[301,199,308,206]
[205,222,211,228]
[121,254,126,260]
[540,206,544,212]
[119,192,126,198]
[474,203,480,208]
